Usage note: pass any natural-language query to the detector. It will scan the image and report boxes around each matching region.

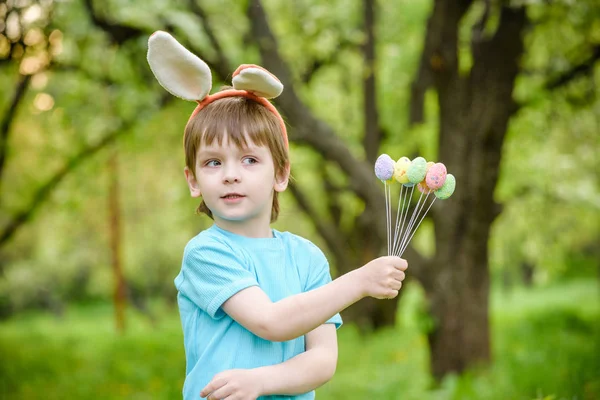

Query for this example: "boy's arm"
[259,323,338,395]
[200,324,337,400]
[222,256,406,342]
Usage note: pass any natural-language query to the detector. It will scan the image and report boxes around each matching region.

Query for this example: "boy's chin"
[212,212,251,223]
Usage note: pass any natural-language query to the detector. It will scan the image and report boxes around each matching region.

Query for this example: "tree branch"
[320,160,343,228]
[52,62,115,86]
[82,0,145,45]
[0,38,26,67]
[0,89,172,250]
[0,129,118,247]
[471,0,492,43]
[546,44,600,90]
[186,0,232,81]
[300,38,358,84]
[0,73,31,195]
[287,178,353,271]
[409,58,433,125]
[83,0,233,83]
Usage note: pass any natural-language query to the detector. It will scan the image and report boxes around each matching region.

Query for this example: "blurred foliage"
[1,1,599,397]
[0,280,598,399]
[0,0,597,375]
[490,1,600,286]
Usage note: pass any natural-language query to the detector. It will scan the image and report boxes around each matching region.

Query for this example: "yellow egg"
[394,157,411,184]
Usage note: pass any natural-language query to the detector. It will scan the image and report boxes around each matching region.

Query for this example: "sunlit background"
[1,0,599,399]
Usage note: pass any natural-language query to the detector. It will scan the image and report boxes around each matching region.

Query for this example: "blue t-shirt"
[174,224,343,400]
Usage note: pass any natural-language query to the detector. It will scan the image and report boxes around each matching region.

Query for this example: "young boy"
[147,31,407,400]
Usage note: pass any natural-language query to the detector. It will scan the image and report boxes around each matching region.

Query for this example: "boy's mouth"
[221,193,245,199]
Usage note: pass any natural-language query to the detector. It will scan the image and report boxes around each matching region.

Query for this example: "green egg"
[434,174,456,200]
[406,157,427,184]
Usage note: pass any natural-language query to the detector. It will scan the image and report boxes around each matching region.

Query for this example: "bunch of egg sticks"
[376,155,456,257]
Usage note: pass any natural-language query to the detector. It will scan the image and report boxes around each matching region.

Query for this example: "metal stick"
[399,195,436,256]
[385,181,391,255]
[394,185,414,255]
[392,185,409,254]
[396,190,426,256]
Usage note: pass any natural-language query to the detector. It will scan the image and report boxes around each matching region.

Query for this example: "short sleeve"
[304,242,343,329]
[175,239,258,319]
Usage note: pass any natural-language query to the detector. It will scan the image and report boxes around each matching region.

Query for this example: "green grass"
[0,302,185,399]
[1,280,598,400]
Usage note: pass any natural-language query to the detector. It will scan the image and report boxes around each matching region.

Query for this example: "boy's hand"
[201,369,262,400]
[356,256,407,299]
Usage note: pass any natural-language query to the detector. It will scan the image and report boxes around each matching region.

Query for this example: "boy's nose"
[223,175,240,183]
[222,165,241,183]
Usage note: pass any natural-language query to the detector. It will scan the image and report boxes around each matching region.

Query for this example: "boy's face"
[184,134,289,236]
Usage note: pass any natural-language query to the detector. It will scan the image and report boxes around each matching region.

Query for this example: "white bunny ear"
[232,66,283,99]
[147,31,212,101]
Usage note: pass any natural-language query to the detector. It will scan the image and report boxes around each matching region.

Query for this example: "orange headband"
[187,89,288,149]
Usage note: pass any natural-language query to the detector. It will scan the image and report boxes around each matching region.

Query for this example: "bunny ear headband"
[146,31,288,148]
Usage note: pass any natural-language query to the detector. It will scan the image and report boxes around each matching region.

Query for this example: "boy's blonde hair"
[184,94,289,222]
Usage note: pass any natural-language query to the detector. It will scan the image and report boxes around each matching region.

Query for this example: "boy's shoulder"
[183,226,230,256]
[276,230,326,260]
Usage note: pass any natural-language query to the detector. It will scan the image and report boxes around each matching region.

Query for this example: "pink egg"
[426,163,447,190]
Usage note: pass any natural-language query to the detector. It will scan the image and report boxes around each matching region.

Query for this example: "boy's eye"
[205,160,221,167]
[242,157,258,165]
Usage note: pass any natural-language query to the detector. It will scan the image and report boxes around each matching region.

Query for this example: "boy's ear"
[184,167,202,198]
[274,163,291,193]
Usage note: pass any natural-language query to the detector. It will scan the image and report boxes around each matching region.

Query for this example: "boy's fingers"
[199,386,209,398]
[200,379,224,398]
[394,258,408,271]
[379,256,407,270]
[393,270,405,282]
[390,279,403,291]
[208,385,234,400]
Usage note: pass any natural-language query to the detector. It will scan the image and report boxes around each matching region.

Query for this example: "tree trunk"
[108,148,127,334]
[521,262,534,286]
[416,2,527,379]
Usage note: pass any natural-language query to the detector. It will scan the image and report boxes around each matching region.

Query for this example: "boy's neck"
[213,219,274,239]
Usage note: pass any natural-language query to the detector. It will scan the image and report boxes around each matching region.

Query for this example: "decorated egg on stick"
[374,154,395,181]
[406,157,427,184]
[434,174,456,200]
[394,157,411,184]
[376,153,456,258]
[426,163,447,190]
[416,162,435,193]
